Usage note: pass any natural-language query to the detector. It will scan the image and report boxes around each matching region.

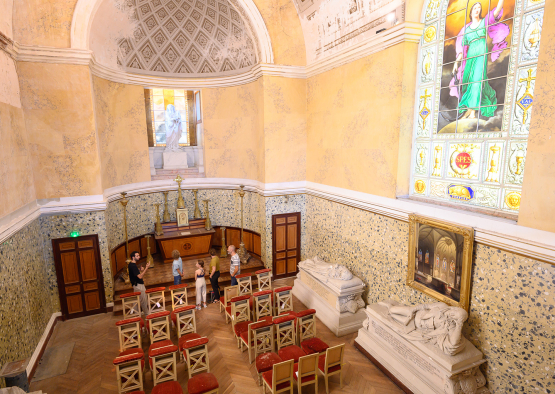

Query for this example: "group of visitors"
[127,244,241,314]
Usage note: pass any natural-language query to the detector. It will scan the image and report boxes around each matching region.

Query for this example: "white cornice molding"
[1,179,554,265]
[14,44,92,65]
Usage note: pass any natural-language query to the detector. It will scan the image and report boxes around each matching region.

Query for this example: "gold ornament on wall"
[515,155,524,175]
[505,191,521,210]
[424,25,436,42]
[517,69,535,124]
[485,145,501,182]
[431,145,442,177]
[414,180,426,194]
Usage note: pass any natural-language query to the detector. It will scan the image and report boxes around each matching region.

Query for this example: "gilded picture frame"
[407,214,474,311]
[176,208,189,227]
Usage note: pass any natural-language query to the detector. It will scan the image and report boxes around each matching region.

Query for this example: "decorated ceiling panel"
[117,0,258,75]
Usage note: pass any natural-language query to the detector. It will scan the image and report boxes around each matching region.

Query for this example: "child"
[195,260,207,309]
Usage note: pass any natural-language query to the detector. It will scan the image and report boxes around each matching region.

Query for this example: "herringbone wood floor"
[30,279,403,394]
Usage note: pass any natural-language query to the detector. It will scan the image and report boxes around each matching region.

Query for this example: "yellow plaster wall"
[202,80,265,181]
[252,0,306,66]
[307,42,419,197]
[0,0,14,39]
[17,62,102,199]
[262,76,307,183]
[91,76,151,190]
[518,0,555,233]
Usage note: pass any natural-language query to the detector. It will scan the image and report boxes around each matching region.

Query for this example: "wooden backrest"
[237,274,253,295]
[224,286,239,304]
[298,353,318,377]
[231,297,251,325]
[273,360,294,387]
[254,291,273,321]
[250,322,274,357]
[256,269,272,291]
[170,284,188,310]
[298,312,316,342]
[274,288,293,314]
[176,307,196,338]
[275,317,296,350]
[325,344,344,371]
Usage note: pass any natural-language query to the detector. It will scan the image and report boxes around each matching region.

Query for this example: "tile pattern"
[305,194,555,394]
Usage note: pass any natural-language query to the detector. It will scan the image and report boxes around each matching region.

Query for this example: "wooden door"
[52,235,106,319]
[272,213,301,279]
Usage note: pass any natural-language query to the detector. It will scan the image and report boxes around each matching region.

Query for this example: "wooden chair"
[148,342,178,386]
[239,319,273,364]
[274,315,306,363]
[174,305,196,339]
[236,272,253,295]
[146,287,166,315]
[182,337,210,378]
[152,381,183,394]
[318,344,345,394]
[273,287,293,316]
[256,268,272,291]
[169,283,188,309]
[188,372,219,394]
[146,311,171,344]
[294,353,319,393]
[228,295,252,347]
[113,348,145,394]
[121,291,142,319]
[253,290,273,322]
[116,316,144,351]
[296,309,329,355]
[219,285,239,313]
[262,359,294,394]
[254,324,282,385]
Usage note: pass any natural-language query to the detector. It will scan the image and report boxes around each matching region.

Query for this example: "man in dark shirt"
[129,251,150,315]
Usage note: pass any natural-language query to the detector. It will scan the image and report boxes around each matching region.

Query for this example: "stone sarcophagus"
[292,257,367,336]
[355,300,489,394]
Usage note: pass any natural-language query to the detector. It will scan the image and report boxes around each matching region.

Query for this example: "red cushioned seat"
[301,338,329,355]
[151,381,183,394]
[295,309,316,318]
[169,283,188,291]
[188,372,219,394]
[127,391,145,394]
[273,315,295,325]
[255,268,271,275]
[236,272,251,279]
[278,345,306,363]
[146,310,170,320]
[116,316,144,329]
[146,287,166,294]
[293,363,316,383]
[233,321,253,337]
[114,348,145,369]
[148,340,177,368]
[262,369,291,390]
[120,292,142,299]
[178,333,202,351]
[318,354,341,373]
[258,316,273,323]
[273,286,292,293]
[255,352,282,373]
[181,337,208,350]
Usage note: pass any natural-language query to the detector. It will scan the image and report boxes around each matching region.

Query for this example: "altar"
[155,219,215,263]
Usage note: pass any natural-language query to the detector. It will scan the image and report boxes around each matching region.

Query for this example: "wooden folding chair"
[274,315,306,363]
[149,342,178,386]
[146,287,166,315]
[296,309,329,355]
[187,373,219,394]
[146,310,171,344]
[121,292,142,319]
[225,293,250,324]
[318,344,345,394]
[113,348,145,394]
[182,337,210,378]
[239,319,273,364]
[262,359,294,394]
[219,285,239,313]
[174,305,196,339]
[228,295,252,347]
[253,324,282,385]
[256,268,272,291]
[169,283,188,309]
[116,316,144,351]
[253,290,273,322]
[294,353,319,393]
[236,273,253,295]
[273,286,293,316]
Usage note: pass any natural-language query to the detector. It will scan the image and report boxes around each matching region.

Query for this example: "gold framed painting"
[176,208,189,227]
[407,214,474,311]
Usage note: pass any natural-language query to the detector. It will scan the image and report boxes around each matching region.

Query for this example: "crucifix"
[420,89,432,121]
[517,68,536,124]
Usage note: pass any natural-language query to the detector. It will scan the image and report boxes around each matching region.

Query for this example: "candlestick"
[154,203,164,236]
[193,189,202,219]
[204,199,212,231]
[119,192,131,285]
[237,185,250,264]
[175,175,185,209]
[145,234,154,267]
[162,191,171,222]
[220,227,228,258]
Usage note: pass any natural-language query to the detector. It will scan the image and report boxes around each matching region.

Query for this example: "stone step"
[151,167,205,180]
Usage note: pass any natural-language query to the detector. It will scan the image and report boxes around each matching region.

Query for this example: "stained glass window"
[411,0,544,213]
[149,89,190,146]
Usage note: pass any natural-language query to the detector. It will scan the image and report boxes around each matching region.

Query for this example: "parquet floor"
[30,278,403,394]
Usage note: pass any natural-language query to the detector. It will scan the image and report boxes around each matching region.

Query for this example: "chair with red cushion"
[148,340,178,386]
[188,372,219,394]
[116,316,144,351]
[121,292,142,319]
[169,283,188,311]
[113,348,145,393]
[171,305,196,338]
[239,319,273,364]
[146,310,171,344]
[253,290,273,322]
[151,380,183,394]
[262,359,294,394]
[255,268,272,292]
[318,344,345,394]
[236,272,253,296]
[274,315,306,364]
[294,353,318,394]
[228,295,252,347]
[273,286,293,316]
[219,285,239,314]
[182,337,210,378]
[146,286,167,315]
[296,309,329,355]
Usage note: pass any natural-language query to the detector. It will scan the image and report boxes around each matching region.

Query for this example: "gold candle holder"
[154,203,164,236]
[145,234,154,267]
[162,191,171,222]
[485,145,501,182]
[193,189,202,219]
[119,192,131,285]
[515,155,524,175]
[432,145,442,176]
[237,185,251,264]
[204,199,213,231]
[175,175,185,209]
[220,226,228,258]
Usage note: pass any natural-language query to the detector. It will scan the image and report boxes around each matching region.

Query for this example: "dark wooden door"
[52,235,106,319]
[272,213,301,279]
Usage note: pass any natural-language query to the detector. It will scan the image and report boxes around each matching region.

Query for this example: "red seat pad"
[230,294,251,303]
[148,340,177,368]
[182,337,209,350]
[295,309,316,318]
[274,286,293,294]
[146,287,167,294]
[169,283,188,291]
[233,321,253,337]
[146,310,170,320]
[262,369,291,390]
[178,333,202,351]
[151,380,184,394]
[255,268,271,275]
[255,352,282,373]
[258,316,273,324]
[293,363,316,383]
[116,317,144,328]
[236,272,251,279]
[301,338,329,355]
[318,354,342,374]
[278,346,307,363]
[273,315,295,325]
[127,391,145,394]
[113,348,145,368]
[187,372,219,394]
[120,292,142,299]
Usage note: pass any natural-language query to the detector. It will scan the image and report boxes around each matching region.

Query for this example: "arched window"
[410,0,544,214]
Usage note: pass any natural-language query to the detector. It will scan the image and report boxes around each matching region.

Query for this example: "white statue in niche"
[164,104,182,151]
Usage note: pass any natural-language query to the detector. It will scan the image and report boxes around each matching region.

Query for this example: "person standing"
[128,251,150,316]
[227,245,240,286]
[208,248,220,303]
[172,250,184,285]
[195,260,207,309]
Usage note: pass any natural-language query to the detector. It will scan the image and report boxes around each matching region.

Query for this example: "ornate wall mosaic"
[410,0,545,213]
